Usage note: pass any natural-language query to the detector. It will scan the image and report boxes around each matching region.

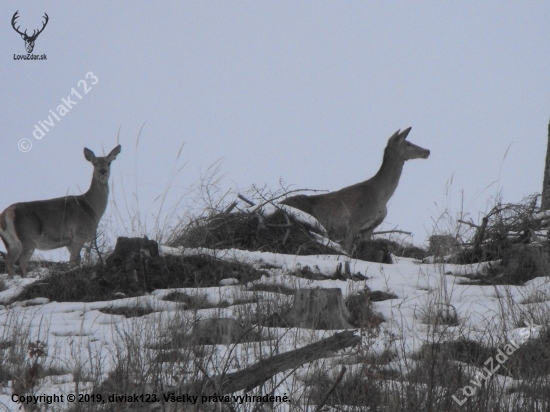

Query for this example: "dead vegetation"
[11,237,265,303]
[457,194,548,262]
[430,194,550,285]
[165,192,432,267]
[4,183,550,411]
[168,205,342,256]
[354,238,428,262]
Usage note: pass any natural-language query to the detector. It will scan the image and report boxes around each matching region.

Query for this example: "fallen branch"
[174,330,360,396]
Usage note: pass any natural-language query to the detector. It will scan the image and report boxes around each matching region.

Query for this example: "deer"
[11,11,49,54]
[280,128,429,253]
[0,145,121,278]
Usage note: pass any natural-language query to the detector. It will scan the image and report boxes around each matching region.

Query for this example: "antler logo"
[11,11,49,53]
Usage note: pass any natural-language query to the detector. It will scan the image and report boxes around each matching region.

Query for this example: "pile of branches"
[167,197,341,256]
[458,194,550,264]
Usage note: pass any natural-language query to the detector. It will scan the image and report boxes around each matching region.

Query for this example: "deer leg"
[1,224,23,278]
[4,241,22,278]
[359,229,374,242]
[17,245,36,278]
[344,224,362,254]
[1,235,22,278]
[67,243,84,267]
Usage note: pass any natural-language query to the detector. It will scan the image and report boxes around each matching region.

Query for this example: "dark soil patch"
[308,366,386,408]
[353,240,393,263]
[288,265,328,280]
[99,306,158,318]
[286,264,366,281]
[161,291,226,310]
[459,244,549,285]
[415,340,491,365]
[506,327,550,379]
[345,289,393,328]
[353,239,428,263]
[410,331,550,394]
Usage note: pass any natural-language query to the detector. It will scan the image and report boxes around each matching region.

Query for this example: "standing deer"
[0,145,121,278]
[280,128,429,253]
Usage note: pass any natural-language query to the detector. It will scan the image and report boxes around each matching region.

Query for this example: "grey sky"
[1,1,549,257]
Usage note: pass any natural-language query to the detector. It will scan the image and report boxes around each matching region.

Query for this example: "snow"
[0,245,548,410]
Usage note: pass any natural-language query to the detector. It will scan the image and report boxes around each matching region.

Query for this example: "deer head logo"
[11,11,49,53]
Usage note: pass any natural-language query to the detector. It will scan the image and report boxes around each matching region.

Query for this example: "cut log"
[165,330,360,408]
[285,288,353,330]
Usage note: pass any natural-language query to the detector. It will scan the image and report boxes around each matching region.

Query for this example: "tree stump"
[106,236,159,266]
[105,236,159,292]
[285,288,353,330]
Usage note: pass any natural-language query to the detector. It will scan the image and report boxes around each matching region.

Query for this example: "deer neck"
[83,177,109,219]
[369,149,405,202]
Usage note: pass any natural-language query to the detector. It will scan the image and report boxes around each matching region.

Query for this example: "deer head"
[11,11,49,53]
[84,145,121,185]
[387,128,430,161]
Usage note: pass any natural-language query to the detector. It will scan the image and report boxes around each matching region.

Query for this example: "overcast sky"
[1,2,549,259]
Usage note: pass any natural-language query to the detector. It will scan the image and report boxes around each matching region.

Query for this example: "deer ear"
[398,127,412,141]
[107,145,121,161]
[388,129,401,143]
[84,148,95,162]
[20,34,25,40]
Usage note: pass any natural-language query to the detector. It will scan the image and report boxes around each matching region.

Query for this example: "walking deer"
[280,128,429,253]
[0,145,121,277]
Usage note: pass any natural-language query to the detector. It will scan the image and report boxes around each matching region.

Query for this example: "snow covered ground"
[0,242,548,411]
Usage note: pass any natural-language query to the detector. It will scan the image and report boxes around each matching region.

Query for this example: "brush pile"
[167,200,343,256]
[458,195,549,262]
[455,194,550,284]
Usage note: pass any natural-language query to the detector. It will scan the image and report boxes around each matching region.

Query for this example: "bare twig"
[458,219,480,229]
[282,212,291,245]
[313,366,347,412]
[222,201,238,214]
[92,233,105,267]
[372,230,412,236]
[248,188,328,214]
[238,194,255,206]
